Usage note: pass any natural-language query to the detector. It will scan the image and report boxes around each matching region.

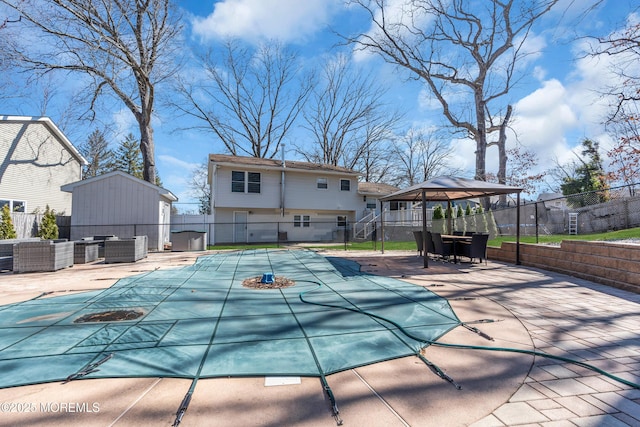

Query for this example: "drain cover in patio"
[0,249,461,388]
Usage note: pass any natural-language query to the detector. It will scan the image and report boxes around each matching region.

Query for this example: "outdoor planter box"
[104,236,148,263]
[13,240,74,273]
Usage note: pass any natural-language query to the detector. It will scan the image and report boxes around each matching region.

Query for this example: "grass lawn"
[207,227,640,251]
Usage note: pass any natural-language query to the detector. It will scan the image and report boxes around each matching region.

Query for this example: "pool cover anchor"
[418,353,462,390]
[462,323,494,341]
[321,377,343,425]
[172,391,192,427]
[62,353,114,384]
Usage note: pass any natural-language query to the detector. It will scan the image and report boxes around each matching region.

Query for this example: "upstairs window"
[231,171,261,194]
[247,172,261,193]
[340,179,351,191]
[317,178,328,190]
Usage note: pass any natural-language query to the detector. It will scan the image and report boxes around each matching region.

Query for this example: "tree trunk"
[139,119,156,184]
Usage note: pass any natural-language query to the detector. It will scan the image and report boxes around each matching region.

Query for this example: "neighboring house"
[538,193,568,210]
[61,171,177,251]
[208,154,379,244]
[0,115,87,214]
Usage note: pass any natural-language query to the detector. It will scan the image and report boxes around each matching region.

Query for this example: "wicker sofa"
[0,238,44,271]
[13,240,75,273]
[104,236,148,263]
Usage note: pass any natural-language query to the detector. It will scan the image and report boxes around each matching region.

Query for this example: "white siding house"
[208,154,370,244]
[61,171,177,251]
[0,115,87,214]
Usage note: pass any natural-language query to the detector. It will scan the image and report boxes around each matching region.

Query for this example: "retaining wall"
[487,240,640,294]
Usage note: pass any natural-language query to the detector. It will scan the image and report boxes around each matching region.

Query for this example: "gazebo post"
[516,193,521,265]
[422,190,428,268]
[380,199,385,254]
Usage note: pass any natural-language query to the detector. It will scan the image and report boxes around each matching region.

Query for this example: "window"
[231,171,245,193]
[231,171,261,194]
[0,199,25,212]
[317,178,328,189]
[390,201,407,211]
[294,215,310,227]
[247,172,261,193]
[337,215,347,227]
[366,202,377,210]
[340,179,351,191]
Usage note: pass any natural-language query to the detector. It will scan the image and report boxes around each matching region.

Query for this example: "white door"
[233,211,248,243]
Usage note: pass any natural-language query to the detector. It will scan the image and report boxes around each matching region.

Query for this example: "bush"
[0,205,17,239]
[37,205,59,240]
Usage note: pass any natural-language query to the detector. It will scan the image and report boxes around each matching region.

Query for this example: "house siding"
[0,121,82,214]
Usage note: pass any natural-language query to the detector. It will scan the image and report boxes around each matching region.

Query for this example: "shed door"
[233,211,248,243]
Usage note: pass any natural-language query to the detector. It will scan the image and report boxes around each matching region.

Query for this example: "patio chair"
[425,231,436,256]
[458,233,489,264]
[412,231,423,256]
[431,232,454,262]
[13,240,74,273]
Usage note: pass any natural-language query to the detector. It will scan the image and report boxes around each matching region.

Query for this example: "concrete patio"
[0,249,638,426]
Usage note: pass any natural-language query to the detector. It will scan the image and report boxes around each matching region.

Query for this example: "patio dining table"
[441,234,472,263]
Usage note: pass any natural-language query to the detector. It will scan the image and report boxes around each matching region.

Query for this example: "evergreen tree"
[114,133,144,178]
[560,139,610,207]
[112,133,163,185]
[37,205,59,240]
[80,129,114,178]
[455,205,464,233]
[0,205,17,239]
[432,204,445,233]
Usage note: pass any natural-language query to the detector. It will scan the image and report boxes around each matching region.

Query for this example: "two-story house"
[0,115,87,214]
[208,154,371,244]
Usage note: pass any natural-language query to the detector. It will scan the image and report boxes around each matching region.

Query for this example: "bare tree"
[590,8,640,123]
[0,0,183,184]
[300,54,401,170]
[188,161,212,215]
[172,40,312,159]
[345,0,561,190]
[390,127,458,187]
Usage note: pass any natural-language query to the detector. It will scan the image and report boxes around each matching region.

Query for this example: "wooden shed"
[61,171,177,251]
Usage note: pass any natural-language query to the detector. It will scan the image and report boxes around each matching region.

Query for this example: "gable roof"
[0,115,88,166]
[61,170,178,201]
[209,154,359,176]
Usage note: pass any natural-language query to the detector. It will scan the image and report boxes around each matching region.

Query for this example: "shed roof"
[0,115,88,166]
[61,170,178,201]
[357,182,399,196]
[380,176,522,202]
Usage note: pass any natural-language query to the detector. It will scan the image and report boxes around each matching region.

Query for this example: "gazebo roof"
[379,176,522,202]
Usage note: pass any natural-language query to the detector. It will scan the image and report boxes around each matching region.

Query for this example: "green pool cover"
[0,249,461,388]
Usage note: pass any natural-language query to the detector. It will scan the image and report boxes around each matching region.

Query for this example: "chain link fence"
[8,183,637,248]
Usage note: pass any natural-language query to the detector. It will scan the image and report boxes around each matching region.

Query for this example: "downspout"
[280,144,286,217]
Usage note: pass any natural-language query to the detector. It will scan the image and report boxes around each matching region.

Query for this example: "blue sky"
[2,0,639,212]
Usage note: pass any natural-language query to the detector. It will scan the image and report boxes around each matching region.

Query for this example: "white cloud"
[191,0,342,44]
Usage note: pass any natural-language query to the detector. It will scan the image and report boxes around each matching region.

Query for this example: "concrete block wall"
[487,240,640,294]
